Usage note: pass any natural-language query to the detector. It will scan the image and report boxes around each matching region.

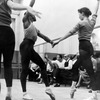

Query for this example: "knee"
[80,50,89,60]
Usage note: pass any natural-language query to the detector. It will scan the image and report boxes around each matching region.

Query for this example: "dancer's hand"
[34,10,42,18]
[50,40,54,45]
[27,7,41,18]
[52,41,59,48]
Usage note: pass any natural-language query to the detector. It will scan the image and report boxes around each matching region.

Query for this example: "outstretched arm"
[22,0,36,27]
[7,0,41,18]
[52,32,77,47]
[52,22,80,47]
[37,30,53,45]
[56,32,73,44]
[22,0,36,29]
[28,0,41,18]
[7,0,29,10]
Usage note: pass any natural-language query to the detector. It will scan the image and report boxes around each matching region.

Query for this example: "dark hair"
[57,54,63,59]
[23,11,36,22]
[52,57,57,60]
[78,7,92,17]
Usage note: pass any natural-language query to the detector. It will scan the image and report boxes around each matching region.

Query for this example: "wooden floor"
[0,79,93,100]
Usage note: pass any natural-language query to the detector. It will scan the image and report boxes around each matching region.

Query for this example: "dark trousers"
[53,68,66,84]
[72,40,96,90]
[95,71,100,90]
[53,68,61,84]
[0,26,15,87]
[20,39,49,92]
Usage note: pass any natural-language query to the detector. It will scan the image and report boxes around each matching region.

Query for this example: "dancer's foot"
[23,93,33,100]
[45,88,55,100]
[70,88,76,98]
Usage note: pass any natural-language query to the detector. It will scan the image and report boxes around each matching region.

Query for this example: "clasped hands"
[50,40,60,48]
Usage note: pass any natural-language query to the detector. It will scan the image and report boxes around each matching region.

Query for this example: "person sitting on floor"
[45,54,66,87]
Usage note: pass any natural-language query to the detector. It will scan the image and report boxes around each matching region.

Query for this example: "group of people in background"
[0,0,100,100]
[30,51,100,100]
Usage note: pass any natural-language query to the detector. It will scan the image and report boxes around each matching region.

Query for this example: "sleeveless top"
[24,23,38,42]
[0,0,12,26]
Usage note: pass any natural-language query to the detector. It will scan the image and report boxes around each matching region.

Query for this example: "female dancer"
[0,0,40,100]
[53,0,100,100]
[20,0,55,100]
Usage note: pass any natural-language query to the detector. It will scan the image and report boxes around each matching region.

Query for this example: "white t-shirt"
[52,59,66,69]
[46,63,53,72]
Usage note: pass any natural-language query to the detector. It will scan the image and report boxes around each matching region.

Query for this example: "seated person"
[46,56,57,85]
[76,66,90,88]
[29,61,40,82]
[45,54,66,87]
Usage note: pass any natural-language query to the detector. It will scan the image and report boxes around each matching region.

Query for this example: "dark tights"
[0,26,15,87]
[72,40,96,90]
[20,39,49,92]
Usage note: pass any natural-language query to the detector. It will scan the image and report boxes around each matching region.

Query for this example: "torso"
[78,19,94,41]
[24,23,38,42]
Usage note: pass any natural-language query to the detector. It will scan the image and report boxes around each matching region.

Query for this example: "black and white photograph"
[0,0,100,100]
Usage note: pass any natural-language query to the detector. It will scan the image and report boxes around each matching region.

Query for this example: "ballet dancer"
[0,0,40,100]
[53,0,100,99]
[20,0,55,100]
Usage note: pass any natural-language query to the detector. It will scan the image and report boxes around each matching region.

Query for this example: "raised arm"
[22,0,36,28]
[29,0,35,7]
[7,0,31,10]
[45,55,55,69]
[94,0,100,15]
[52,32,74,47]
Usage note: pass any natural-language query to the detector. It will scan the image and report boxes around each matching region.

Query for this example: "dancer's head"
[78,7,92,20]
[23,11,36,22]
